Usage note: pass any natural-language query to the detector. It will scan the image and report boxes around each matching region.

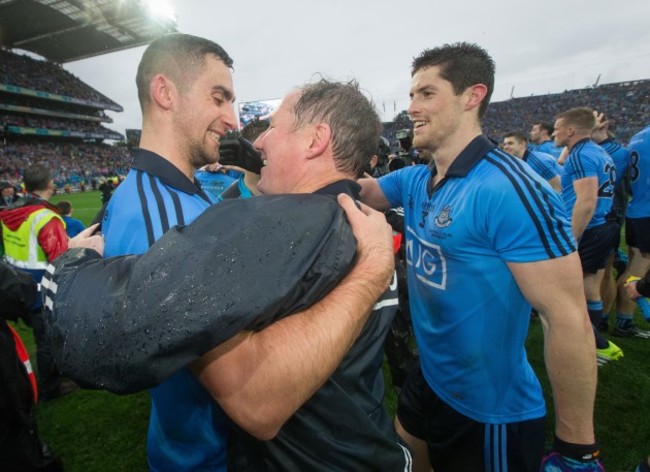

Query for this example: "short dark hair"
[136,33,233,112]
[56,200,72,215]
[504,131,527,144]
[556,107,596,131]
[412,42,495,117]
[23,164,51,193]
[534,122,555,136]
[292,78,382,178]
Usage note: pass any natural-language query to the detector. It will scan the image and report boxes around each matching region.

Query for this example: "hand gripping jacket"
[43,194,356,393]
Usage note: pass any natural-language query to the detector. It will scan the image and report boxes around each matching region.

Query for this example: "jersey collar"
[314,179,361,199]
[427,135,497,196]
[130,148,209,198]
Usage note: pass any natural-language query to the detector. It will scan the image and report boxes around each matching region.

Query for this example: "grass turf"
[11,190,650,471]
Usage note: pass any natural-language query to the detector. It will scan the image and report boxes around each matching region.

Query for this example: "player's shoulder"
[630,125,650,149]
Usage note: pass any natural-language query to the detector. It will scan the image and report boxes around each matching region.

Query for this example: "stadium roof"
[0,0,177,63]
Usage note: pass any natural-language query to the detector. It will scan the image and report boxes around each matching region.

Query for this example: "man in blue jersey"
[590,111,633,325]
[360,42,601,472]
[554,107,625,363]
[615,124,650,338]
[102,33,396,471]
[502,131,561,191]
[530,121,564,160]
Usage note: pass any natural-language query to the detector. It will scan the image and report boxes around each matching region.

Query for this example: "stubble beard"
[187,139,219,170]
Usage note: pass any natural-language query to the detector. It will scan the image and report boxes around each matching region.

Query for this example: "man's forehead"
[411,65,443,85]
[273,90,301,120]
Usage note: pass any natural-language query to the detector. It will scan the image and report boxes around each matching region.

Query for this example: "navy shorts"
[626,217,650,254]
[578,221,620,274]
[397,360,546,472]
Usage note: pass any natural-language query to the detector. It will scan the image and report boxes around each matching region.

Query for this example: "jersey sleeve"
[569,149,600,181]
[377,170,404,208]
[482,174,576,263]
[531,153,558,181]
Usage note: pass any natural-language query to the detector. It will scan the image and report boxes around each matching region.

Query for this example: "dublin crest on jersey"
[434,205,453,228]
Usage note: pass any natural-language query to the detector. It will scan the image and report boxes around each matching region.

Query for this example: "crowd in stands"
[0,49,118,106]
[482,79,650,143]
[1,113,115,134]
[0,140,130,188]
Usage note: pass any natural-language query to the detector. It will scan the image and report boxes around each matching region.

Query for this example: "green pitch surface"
[50,190,104,225]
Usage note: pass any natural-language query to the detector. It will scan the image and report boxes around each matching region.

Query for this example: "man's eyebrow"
[212,85,235,102]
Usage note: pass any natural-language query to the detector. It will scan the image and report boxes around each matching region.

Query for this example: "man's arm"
[508,253,597,445]
[193,194,395,440]
[571,177,598,241]
[358,177,391,210]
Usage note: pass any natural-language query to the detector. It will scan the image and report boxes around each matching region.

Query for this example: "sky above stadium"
[64,0,650,136]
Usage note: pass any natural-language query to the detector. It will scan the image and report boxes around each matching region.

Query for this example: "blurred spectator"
[55,200,85,238]
[1,180,18,208]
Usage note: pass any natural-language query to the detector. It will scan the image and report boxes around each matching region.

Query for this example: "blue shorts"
[397,360,546,472]
[626,217,650,254]
[578,221,620,274]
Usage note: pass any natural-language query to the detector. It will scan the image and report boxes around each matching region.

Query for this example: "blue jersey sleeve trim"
[149,173,170,235]
[164,184,186,226]
[489,151,575,258]
[136,170,156,248]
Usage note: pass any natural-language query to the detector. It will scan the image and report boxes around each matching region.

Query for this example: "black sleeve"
[44,194,357,394]
[0,261,37,322]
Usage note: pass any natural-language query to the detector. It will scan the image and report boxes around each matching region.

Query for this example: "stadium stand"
[0,50,129,189]
[0,0,177,191]
[482,80,650,144]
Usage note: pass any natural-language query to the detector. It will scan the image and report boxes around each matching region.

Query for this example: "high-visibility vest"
[2,208,63,270]
[7,322,38,403]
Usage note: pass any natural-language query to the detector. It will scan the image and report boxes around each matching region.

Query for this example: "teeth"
[208,131,220,143]
[413,121,426,128]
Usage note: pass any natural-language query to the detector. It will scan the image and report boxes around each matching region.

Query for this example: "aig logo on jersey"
[434,205,453,228]
[406,226,447,289]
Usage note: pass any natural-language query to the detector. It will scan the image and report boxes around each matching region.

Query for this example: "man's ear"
[464,84,488,112]
[305,123,332,159]
[150,74,176,111]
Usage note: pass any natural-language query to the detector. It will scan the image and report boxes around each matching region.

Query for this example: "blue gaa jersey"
[378,136,575,424]
[195,169,240,199]
[627,125,650,218]
[561,139,615,228]
[523,150,559,182]
[599,138,629,186]
[535,140,563,160]
[102,148,229,472]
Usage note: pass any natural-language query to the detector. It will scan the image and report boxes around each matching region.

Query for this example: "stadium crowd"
[0,50,118,106]
[2,34,650,472]
[0,141,130,188]
[483,79,650,144]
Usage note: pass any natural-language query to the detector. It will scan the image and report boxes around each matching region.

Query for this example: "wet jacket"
[43,193,357,393]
